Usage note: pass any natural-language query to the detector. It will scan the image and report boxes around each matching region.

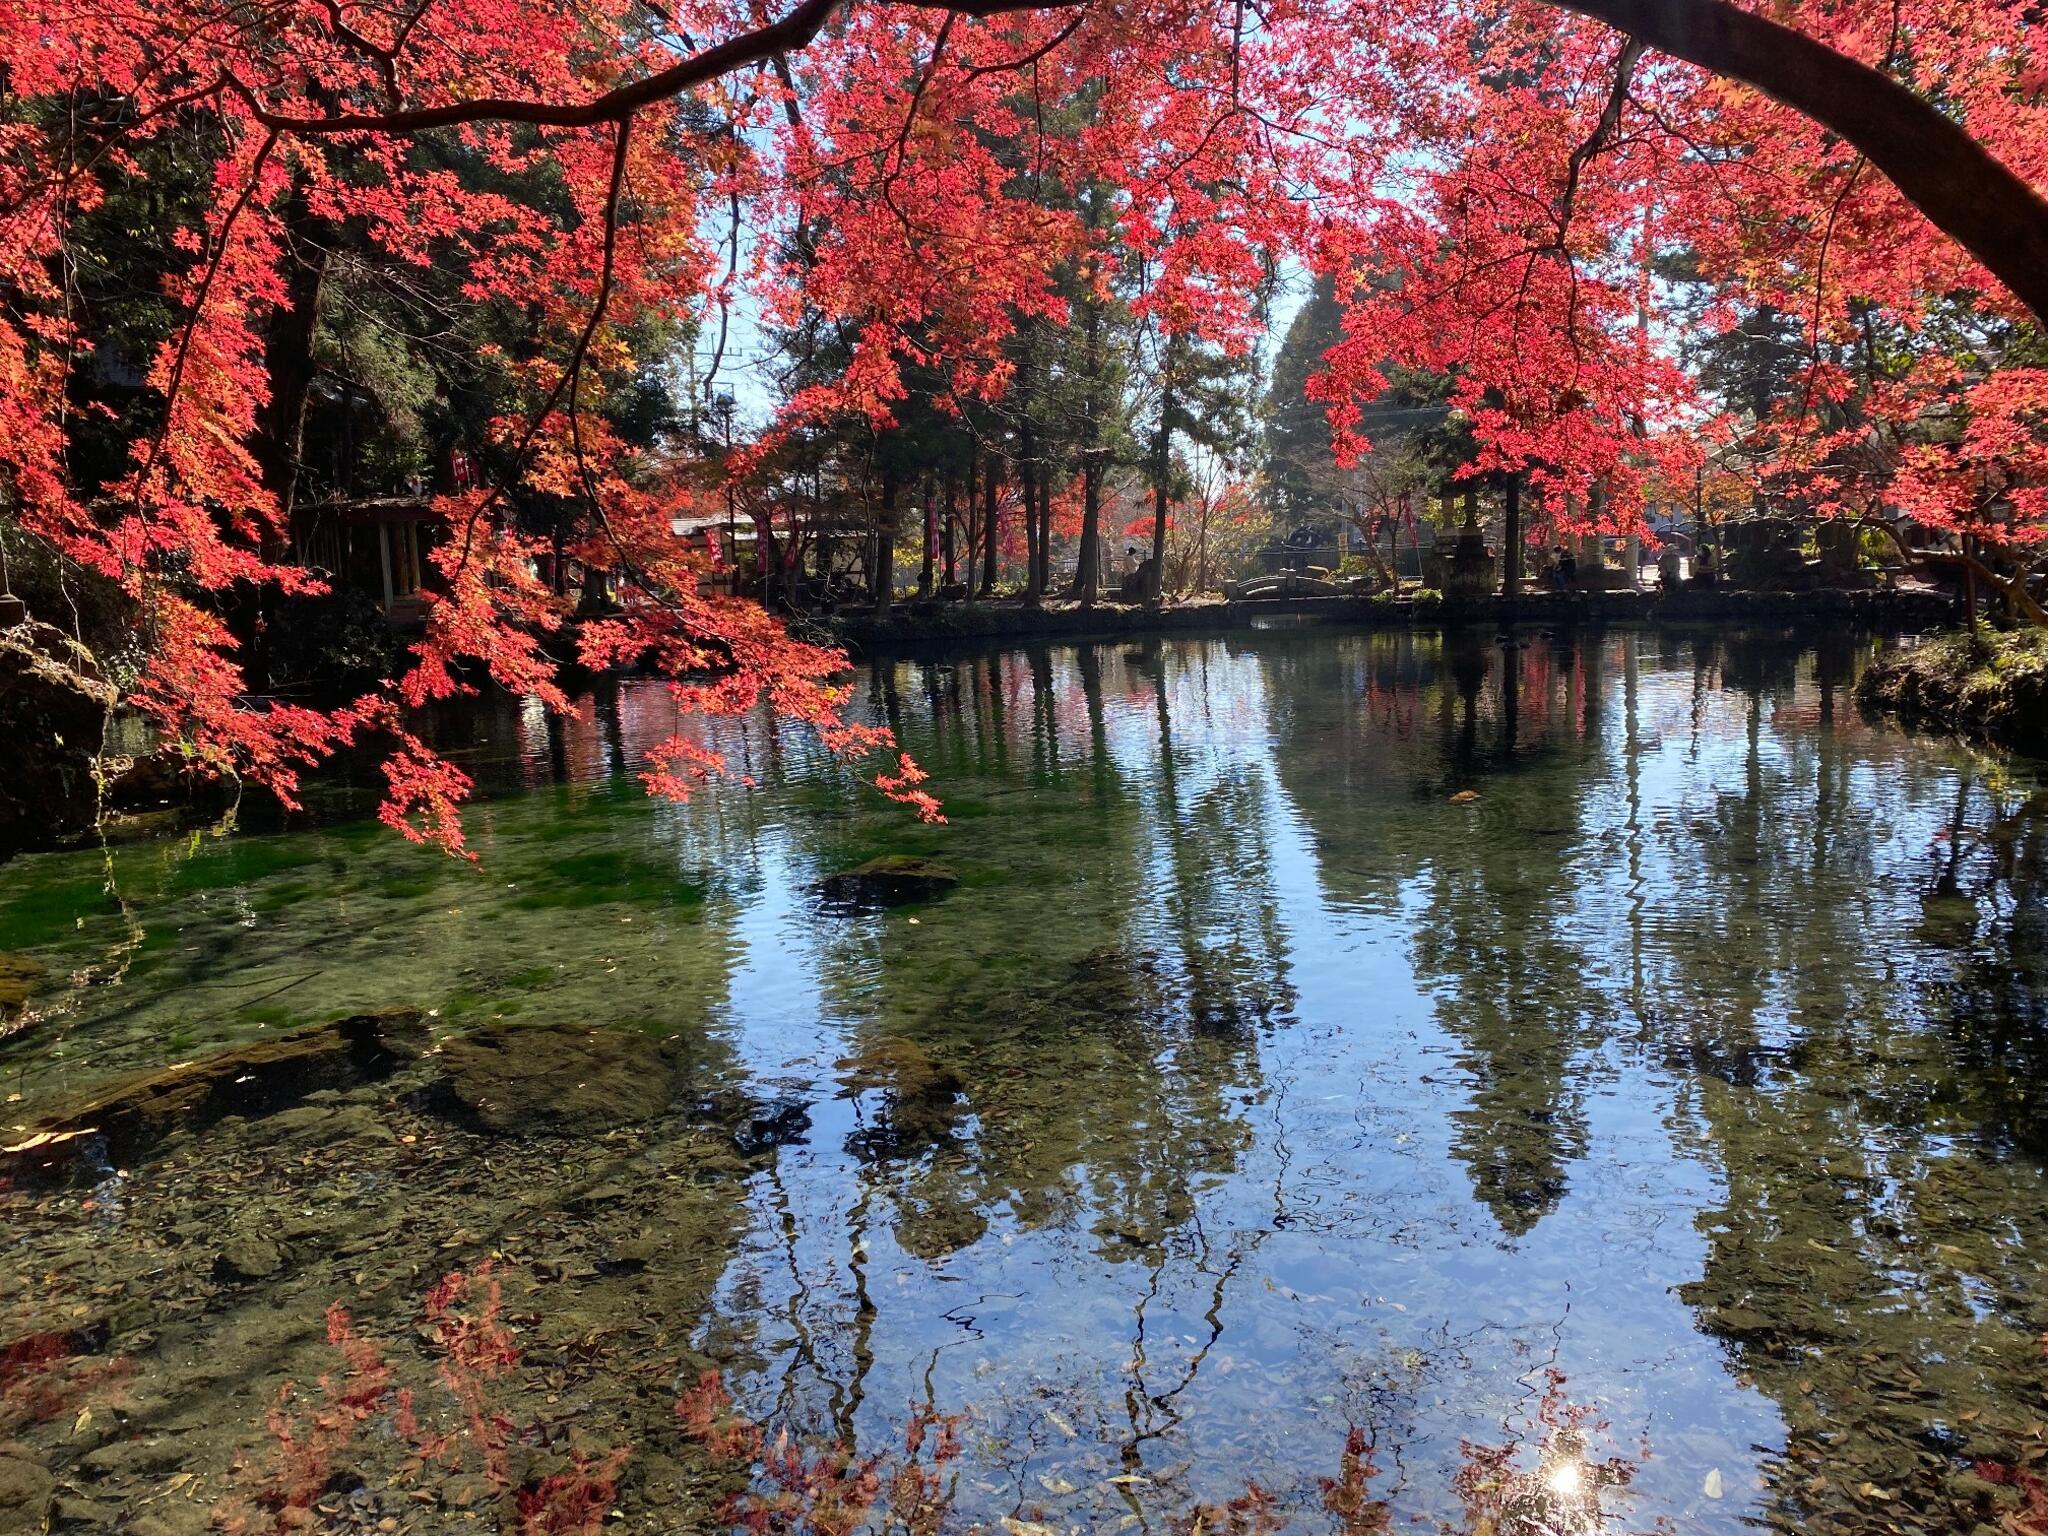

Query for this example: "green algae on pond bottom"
[1,629,2047,1536]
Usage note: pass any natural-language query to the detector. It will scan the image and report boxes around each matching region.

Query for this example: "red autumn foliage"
[5,0,2048,845]
[1317,1427,1390,1536]
[216,1304,397,1532]
[674,1371,959,1536]
[216,1269,624,1536]
[1969,1336,2048,1536]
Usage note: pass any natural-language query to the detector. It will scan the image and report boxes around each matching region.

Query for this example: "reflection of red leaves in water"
[1177,1482,1287,1535]
[676,1372,766,1465]
[1319,1427,1390,1534]
[518,1449,632,1536]
[1978,1346,2048,1536]
[675,1369,1642,1536]
[675,1371,956,1536]
[1451,1371,1642,1536]
[223,1303,396,1530]
[216,1268,623,1536]
[1975,1463,2048,1536]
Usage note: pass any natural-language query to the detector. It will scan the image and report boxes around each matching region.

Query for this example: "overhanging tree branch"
[1548,0,2048,321]
[229,0,1081,135]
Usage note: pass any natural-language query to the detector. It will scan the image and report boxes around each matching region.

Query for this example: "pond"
[3,626,2046,1536]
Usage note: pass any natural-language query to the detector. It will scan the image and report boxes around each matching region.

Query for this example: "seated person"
[1657,543,1683,590]
[1551,545,1578,591]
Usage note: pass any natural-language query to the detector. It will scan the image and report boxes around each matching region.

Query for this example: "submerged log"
[1,1009,428,1180]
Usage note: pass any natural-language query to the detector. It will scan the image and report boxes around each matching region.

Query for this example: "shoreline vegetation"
[1857,627,2048,757]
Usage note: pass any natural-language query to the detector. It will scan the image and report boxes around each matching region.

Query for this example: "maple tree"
[4,0,2048,845]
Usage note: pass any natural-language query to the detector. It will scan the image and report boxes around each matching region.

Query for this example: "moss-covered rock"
[817,855,959,909]
[1857,629,2048,755]
[2,1010,428,1180]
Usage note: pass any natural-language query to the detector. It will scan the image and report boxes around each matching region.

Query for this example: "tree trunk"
[1035,469,1053,595]
[874,470,898,615]
[1019,424,1042,605]
[942,472,957,590]
[1146,366,1176,606]
[981,459,1002,596]
[1070,273,1106,604]
[1502,473,1523,599]
[1073,455,1103,606]
[918,474,936,598]
[256,179,332,547]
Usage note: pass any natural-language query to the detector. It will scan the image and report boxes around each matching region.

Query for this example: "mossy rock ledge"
[2,1009,428,1181]
[1857,629,2048,755]
[817,855,959,909]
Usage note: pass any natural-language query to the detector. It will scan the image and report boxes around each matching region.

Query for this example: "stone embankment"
[829,586,1959,649]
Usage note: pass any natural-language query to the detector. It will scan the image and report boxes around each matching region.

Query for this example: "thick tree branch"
[1550,0,2048,320]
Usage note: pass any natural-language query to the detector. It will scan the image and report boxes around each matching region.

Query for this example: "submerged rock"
[2,1010,428,1180]
[818,855,959,909]
[837,1036,964,1156]
[50,1490,118,1530]
[122,1506,211,1536]
[730,1096,811,1158]
[432,1022,674,1134]
[212,1233,286,1283]
[0,1450,54,1532]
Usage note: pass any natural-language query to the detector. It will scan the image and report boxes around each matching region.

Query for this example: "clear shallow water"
[4,627,2048,1534]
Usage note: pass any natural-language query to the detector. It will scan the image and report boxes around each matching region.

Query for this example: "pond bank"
[1857,626,2048,755]
[827,585,1959,648]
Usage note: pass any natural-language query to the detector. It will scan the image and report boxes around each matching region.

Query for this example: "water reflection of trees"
[1603,636,2048,1535]
[1250,626,2048,1533]
[801,645,1291,1235]
[443,629,2048,1536]
[701,643,1299,1453]
[1258,631,1613,1237]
